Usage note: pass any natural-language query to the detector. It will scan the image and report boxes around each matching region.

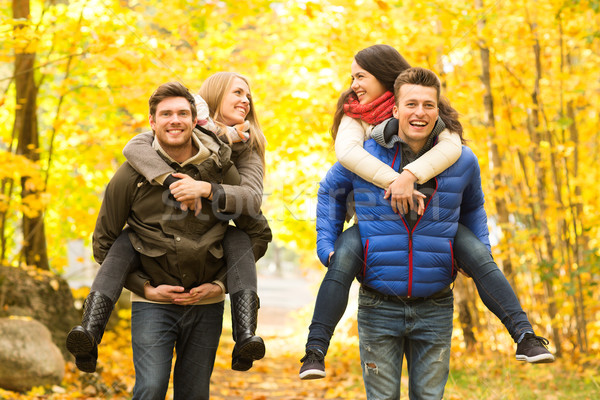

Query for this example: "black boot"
[66,291,113,373]
[230,290,265,371]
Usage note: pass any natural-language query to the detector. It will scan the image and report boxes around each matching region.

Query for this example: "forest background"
[1,0,599,399]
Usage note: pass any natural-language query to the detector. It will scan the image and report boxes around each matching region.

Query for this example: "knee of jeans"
[224,225,251,246]
[331,245,363,274]
[456,246,495,273]
[323,266,357,286]
[363,361,379,376]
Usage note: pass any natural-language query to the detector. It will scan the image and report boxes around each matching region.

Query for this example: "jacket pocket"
[358,286,383,308]
[129,233,168,257]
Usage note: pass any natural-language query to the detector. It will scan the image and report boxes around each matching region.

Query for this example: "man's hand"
[384,170,426,215]
[144,284,190,302]
[169,173,211,215]
[172,283,224,305]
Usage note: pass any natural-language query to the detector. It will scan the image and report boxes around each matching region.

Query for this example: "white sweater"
[334,115,462,189]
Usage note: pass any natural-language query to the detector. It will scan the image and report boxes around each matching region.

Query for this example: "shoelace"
[301,351,322,363]
[525,335,550,347]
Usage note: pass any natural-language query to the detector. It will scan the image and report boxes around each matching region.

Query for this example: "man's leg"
[357,288,404,400]
[173,302,224,400]
[405,292,454,400]
[131,302,178,400]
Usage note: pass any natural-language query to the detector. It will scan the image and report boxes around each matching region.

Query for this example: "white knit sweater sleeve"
[335,115,399,190]
[403,129,462,184]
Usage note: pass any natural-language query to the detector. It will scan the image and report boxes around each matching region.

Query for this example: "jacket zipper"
[400,177,439,297]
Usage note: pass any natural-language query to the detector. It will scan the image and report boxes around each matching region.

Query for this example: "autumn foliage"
[1,0,599,398]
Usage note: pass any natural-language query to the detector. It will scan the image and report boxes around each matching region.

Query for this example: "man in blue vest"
[316,67,489,400]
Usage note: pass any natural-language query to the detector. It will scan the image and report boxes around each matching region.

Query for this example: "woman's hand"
[169,173,211,215]
[384,170,426,215]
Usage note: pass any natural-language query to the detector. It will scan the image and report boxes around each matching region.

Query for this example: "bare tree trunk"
[475,0,516,286]
[13,0,49,270]
[434,21,479,348]
[526,15,561,356]
[559,13,588,352]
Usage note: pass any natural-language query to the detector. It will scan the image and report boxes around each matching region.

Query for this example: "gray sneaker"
[515,333,555,363]
[299,350,326,380]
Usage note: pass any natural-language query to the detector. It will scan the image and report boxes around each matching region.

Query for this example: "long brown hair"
[331,45,463,140]
[199,72,266,164]
[331,45,410,140]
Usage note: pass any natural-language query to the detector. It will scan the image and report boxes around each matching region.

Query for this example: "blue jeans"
[131,301,224,400]
[453,224,533,342]
[306,225,363,356]
[358,287,453,400]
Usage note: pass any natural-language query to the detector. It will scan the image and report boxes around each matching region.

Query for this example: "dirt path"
[209,272,361,400]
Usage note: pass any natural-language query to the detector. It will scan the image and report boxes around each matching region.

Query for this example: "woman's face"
[350,59,387,105]
[219,77,251,126]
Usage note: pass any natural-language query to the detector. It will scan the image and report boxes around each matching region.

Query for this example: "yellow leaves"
[375,0,391,11]
[49,279,60,291]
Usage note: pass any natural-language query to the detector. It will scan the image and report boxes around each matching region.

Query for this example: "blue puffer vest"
[316,139,489,298]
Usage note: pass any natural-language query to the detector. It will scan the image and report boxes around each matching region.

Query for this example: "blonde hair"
[199,72,266,164]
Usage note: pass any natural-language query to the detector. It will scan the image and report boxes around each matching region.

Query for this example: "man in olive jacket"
[92,82,234,400]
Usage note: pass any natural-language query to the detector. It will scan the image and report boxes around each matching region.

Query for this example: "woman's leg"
[66,228,141,372]
[300,224,363,379]
[223,225,265,371]
[454,224,554,363]
[454,224,532,341]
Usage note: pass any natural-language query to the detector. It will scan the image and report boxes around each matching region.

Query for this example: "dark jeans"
[305,224,533,355]
[91,225,257,301]
[306,225,363,356]
[90,228,138,303]
[131,301,223,400]
[453,224,532,342]
[223,225,257,294]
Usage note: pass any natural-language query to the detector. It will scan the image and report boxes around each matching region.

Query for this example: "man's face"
[149,97,194,151]
[393,84,439,152]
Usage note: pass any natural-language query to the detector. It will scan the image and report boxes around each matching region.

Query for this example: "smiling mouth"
[410,121,427,127]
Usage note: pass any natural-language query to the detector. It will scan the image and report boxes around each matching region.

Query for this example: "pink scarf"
[344,91,394,125]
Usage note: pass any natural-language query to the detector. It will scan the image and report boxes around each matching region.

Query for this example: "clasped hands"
[384,170,426,215]
[144,282,223,305]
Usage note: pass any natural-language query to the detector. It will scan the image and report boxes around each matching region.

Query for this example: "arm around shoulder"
[217,142,264,215]
[335,116,400,189]
[123,131,175,185]
[404,129,462,184]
